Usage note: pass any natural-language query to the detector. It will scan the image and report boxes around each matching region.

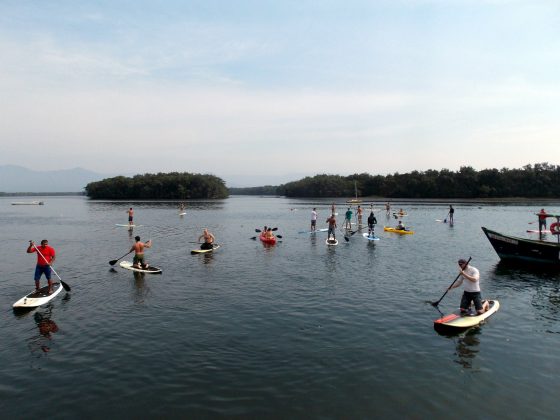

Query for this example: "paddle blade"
[430,301,440,307]
[61,280,71,292]
[250,236,257,240]
[255,229,262,233]
[276,235,282,239]
[344,236,350,242]
[272,227,278,231]
[109,259,118,266]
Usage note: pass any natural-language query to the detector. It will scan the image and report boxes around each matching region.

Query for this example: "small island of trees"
[229,163,560,198]
[85,172,228,200]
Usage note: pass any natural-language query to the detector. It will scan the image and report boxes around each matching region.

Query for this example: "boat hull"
[481,227,560,267]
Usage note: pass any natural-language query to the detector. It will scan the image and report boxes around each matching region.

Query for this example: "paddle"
[109,251,132,266]
[443,212,450,223]
[252,234,282,239]
[430,256,472,307]
[33,244,71,292]
[255,227,278,233]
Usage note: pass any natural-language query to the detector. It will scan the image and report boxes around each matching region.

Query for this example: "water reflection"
[28,306,59,355]
[132,271,150,304]
[453,329,481,370]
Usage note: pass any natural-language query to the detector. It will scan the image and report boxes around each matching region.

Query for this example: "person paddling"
[130,236,151,268]
[367,211,377,237]
[448,258,490,315]
[396,220,406,231]
[326,213,337,240]
[27,239,56,294]
[127,207,134,227]
[310,208,318,232]
[198,228,216,250]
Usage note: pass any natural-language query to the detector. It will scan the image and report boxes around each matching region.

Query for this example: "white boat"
[11,201,44,205]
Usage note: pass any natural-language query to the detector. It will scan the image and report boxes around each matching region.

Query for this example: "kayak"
[362,233,380,241]
[393,212,408,217]
[13,282,64,310]
[119,261,162,274]
[384,227,414,235]
[434,300,500,333]
[326,236,338,246]
[259,233,277,245]
[191,244,220,254]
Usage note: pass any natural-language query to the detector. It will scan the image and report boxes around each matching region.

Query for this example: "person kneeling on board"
[448,259,490,315]
[198,228,216,250]
[131,236,151,268]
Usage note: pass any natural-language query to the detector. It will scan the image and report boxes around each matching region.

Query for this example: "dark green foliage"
[229,185,279,195]
[85,172,228,199]
[278,163,560,198]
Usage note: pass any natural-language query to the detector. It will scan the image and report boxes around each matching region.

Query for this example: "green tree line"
[85,172,228,199]
[229,163,560,198]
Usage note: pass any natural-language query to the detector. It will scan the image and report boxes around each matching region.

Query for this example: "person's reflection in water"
[30,307,59,354]
[132,271,149,304]
[202,252,215,264]
[453,329,481,370]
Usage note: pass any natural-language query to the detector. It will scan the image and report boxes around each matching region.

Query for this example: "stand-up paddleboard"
[119,261,162,274]
[326,236,338,246]
[527,229,551,233]
[191,244,220,254]
[13,282,64,310]
[115,224,142,227]
[179,212,187,216]
[298,228,329,234]
[434,300,500,333]
[362,232,380,241]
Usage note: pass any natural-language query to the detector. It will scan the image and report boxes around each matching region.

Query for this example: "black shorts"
[461,291,483,311]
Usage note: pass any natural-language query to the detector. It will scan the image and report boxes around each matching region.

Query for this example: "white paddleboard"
[119,261,162,274]
[191,244,220,254]
[326,237,338,246]
[13,282,64,309]
[362,232,380,241]
[299,228,329,234]
[179,212,187,216]
[115,224,142,227]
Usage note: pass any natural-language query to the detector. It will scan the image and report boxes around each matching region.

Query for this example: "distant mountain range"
[0,165,110,193]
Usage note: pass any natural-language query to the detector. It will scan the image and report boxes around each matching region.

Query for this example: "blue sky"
[1,0,559,186]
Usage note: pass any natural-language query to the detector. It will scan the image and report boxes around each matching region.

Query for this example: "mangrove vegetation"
[229,163,560,198]
[85,172,228,200]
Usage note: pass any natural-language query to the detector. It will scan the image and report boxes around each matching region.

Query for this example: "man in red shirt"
[27,239,56,293]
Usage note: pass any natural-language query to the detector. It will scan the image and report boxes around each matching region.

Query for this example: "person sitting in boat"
[367,211,377,237]
[198,228,216,250]
[130,236,151,269]
[448,259,490,315]
[265,228,275,239]
[396,220,406,231]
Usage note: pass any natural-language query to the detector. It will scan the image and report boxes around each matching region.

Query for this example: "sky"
[1,0,559,187]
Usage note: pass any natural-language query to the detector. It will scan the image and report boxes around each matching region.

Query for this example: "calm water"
[1,196,559,418]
